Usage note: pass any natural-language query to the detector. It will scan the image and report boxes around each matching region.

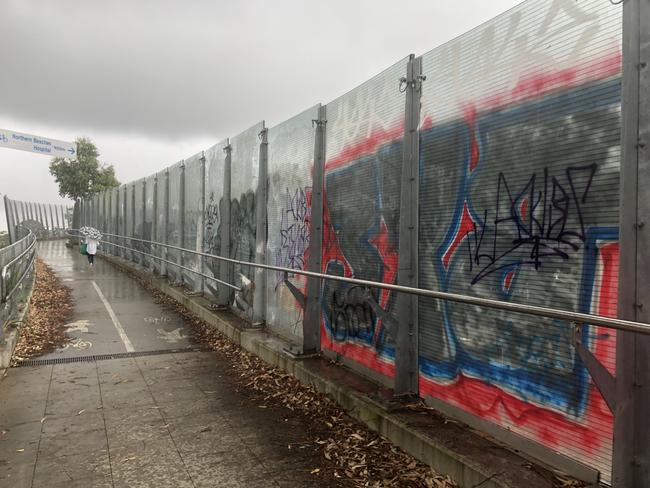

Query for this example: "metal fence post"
[614,0,650,485]
[54,204,61,233]
[152,174,158,273]
[38,203,46,232]
[303,105,326,353]
[198,152,206,292]
[4,196,14,244]
[163,170,170,276]
[179,162,186,282]
[141,179,146,266]
[253,126,268,325]
[218,141,232,307]
[395,54,423,395]
[7,199,17,243]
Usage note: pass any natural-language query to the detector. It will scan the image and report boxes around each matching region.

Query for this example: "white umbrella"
[80,226,102,240]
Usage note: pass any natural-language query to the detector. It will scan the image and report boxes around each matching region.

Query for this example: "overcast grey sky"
[0,0,523,229]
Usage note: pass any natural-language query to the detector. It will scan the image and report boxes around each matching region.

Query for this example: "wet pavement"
[37,240,193,358]
[0,241,340,487]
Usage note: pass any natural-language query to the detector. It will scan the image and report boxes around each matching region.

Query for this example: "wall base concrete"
[101,253,591,488]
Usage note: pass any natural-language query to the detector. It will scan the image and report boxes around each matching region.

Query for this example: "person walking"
[86,237,99,266]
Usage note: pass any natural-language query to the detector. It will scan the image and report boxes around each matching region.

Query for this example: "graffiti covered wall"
[79,0,626,480]
[203,140,228,301]
[265,105,319,341]
[167,162,183,282]
[183,152,203,289]
[230,123,262,314]
[321,58,407,380]
[417,0,621,479]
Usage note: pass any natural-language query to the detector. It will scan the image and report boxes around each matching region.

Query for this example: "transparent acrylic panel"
[167,162,183,282]
[134,179,145,265]
[125,183,135,262]
[203,140,228,300]
[93,194,100,229]
[322,58,408,382]
[110,187,119,256]
[417,0,621,480]
[102,191,110,234]
[144,174,156,268]
[265,105,319,342]
[230,122,262,314]
[154,170,167,275]
[118,186,127,259]
[183,152,203,290]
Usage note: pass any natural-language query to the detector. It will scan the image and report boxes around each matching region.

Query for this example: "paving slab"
[0,240,347,487]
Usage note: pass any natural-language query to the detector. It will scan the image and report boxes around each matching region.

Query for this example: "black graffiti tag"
[467,163,597,284]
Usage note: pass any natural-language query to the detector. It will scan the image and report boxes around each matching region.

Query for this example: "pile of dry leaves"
[11,259,73,365]
[121,268,455,488]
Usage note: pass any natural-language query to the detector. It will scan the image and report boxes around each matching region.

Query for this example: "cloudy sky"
[0,0,522,230]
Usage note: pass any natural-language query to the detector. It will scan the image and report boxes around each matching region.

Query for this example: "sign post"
[0,129,75,158]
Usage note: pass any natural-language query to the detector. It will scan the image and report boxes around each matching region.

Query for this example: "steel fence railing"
[67,229,650,336]
[0,226,37,343]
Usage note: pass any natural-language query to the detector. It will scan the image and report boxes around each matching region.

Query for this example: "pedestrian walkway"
[0,241,342,488]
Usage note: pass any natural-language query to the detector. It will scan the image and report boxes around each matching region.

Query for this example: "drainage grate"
[13,347,205,367]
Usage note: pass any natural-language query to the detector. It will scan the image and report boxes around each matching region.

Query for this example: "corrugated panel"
[144,174,156,269]
[125,183,135,262]
[134,179,145,265]
[167,162,183,282]
[230,123,262,314]
[102,191,109,234]
[417,0,621,480]
[183,152,203,290]
[266,105,319,342]
[321,58,408,382]
[154,170,167,275]
[203,140,227,300]
[110,188,119,256]
[118,186,126,259]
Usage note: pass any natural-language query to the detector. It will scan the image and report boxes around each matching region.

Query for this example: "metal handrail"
[68,230,241,292]
[1,228,37,303]
[71,229,650,336]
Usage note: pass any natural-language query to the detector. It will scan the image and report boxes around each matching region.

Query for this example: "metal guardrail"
[68,230,240,292]
[69,229,650,336]
[1,227,37,304]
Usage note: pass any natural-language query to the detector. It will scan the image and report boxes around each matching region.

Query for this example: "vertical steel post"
[179,163,186,282]
[395,55,423,395]
[6,199,16,243]
[253,126,268,325]
[141,179,146,266]
[123,187,128,259]
[162,169,169,277]
[132,184,137,263]
[218,142,232,307]
[4,196,14,243]
[38,203,46,232]
[303,105,326,353]
[614,0,650,485]
[152,175,158,273]
[72,200,80,245]
[54,204,61,232]
[198,152,206,292]
[19,201,26,226]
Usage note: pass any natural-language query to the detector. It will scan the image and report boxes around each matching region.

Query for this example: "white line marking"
[91,280,135,352]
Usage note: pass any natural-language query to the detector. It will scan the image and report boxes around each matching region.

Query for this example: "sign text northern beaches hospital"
[0,129,76,158]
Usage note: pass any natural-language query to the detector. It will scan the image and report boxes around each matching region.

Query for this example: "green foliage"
[49,138,120,200]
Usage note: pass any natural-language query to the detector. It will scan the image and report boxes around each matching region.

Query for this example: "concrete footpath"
[0,241,345,488]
